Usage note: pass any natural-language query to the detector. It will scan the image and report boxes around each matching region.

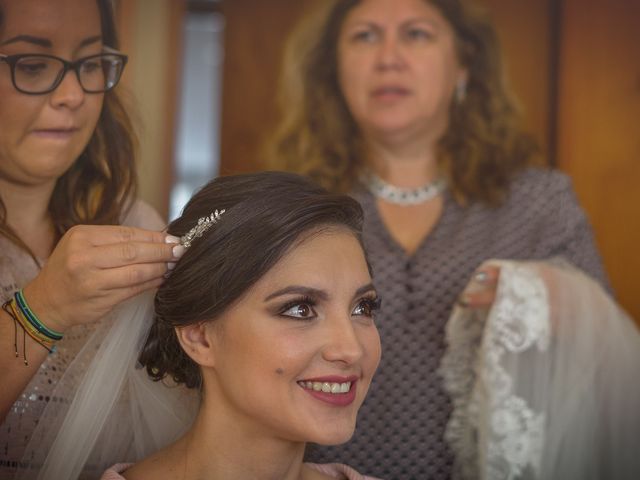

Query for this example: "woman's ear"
[175,323,217,367]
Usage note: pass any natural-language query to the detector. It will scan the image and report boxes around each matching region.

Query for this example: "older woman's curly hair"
[266,0,542,205]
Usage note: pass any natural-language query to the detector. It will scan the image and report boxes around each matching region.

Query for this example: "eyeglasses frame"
[0,46,128,95]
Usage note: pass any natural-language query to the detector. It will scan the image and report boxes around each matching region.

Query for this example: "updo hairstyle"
[139,171,365,389]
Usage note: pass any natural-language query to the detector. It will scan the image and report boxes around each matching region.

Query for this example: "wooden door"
[219,0,316,175]
[556,0,640,320]
[116,0,184,220]
[481,0,556,157]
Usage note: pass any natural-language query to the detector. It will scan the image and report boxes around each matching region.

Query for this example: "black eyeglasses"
[0,47,127,95]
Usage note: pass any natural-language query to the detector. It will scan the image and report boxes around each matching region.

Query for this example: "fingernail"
[473,271,489,284]
[165,235,180,244]
[172,244,186,259]
[167,262,176,270]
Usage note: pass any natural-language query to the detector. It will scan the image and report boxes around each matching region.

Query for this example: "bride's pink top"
[101,462,383,480]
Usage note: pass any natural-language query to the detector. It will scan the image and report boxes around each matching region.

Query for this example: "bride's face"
[202,228,381,445]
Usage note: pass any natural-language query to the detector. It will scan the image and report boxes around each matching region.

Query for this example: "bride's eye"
[279,298,317,320]
[352,296,382,318]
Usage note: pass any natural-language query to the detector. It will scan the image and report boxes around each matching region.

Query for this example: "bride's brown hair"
[139,171,366,389]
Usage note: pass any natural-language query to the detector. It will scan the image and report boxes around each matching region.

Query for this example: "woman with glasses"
[0,1,181,477]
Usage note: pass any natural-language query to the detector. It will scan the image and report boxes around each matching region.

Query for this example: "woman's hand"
[21,225,184,332]
[457,265,501,309]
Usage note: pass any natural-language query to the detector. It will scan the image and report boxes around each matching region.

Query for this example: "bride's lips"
[298,375,359,407]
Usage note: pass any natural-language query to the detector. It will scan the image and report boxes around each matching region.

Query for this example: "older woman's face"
[337,0,466,143]
[0,0,104,189]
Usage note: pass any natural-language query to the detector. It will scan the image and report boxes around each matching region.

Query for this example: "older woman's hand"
[21,225,184,333]
[457,265,501,309]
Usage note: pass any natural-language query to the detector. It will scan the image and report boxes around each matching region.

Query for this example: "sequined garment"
[305,168,610,480]
[0,201,164,479]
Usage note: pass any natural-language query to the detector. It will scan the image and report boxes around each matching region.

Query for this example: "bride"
[18,172,383,480]
[16,172,639,479]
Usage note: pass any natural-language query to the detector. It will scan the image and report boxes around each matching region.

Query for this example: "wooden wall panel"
[219,0,316,175]
[557,0,640,320]
[115,0,185,219]
[480,0,554,157]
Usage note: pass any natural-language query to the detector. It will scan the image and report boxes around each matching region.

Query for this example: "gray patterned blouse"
[305,168,609,479]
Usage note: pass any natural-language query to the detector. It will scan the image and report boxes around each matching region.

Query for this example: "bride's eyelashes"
[278,296,318,320]
[274,294,381,321]
[352,295,381,318]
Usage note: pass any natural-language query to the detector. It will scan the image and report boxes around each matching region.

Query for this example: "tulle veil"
[13,260,640,479]
[16,292,198,480]
[440,260,640,480]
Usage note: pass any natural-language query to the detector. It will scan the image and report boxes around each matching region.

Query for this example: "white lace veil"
[440,260,640,480]
[16,292,199,480]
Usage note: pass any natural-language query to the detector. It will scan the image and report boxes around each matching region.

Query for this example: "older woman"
[267,0,609,478]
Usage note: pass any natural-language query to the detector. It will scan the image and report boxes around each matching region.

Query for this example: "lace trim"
[440,263,550,480]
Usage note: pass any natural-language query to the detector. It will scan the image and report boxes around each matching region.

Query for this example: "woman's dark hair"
[0,0,138,262]
[139,171,366,389]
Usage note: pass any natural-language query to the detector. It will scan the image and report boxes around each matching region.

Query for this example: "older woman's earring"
[455,79,467,104]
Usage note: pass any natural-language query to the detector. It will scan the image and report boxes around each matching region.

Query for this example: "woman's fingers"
[458,289,496,308]
[21,225,183,332]
[90,241,182,269]
[106,276,166,305]
[457,265,500,308]
[66,224,171,247]
[53,227,183,282]
[95,262,169,291]
[60,225,183,265]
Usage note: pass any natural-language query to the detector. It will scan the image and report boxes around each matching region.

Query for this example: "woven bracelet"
[2,299,56,366]
[14,289,64,341]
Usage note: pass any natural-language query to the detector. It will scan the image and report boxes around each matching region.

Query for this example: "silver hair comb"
[180,209,225,249]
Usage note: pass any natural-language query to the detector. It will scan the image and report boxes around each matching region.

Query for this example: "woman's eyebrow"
[0,34,102,49]
[353,283,376,299]
[264,282,375,302]
[344,17,437,31]
[264,286,329,302]
[400,18,439,29]
[1,34,51,47]
[79,35,103,48]
[344,21,381,31]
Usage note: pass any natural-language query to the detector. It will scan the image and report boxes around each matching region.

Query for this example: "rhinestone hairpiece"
[180,209,225,249]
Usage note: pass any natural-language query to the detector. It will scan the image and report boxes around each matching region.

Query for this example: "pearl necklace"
[358,170,447,206]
